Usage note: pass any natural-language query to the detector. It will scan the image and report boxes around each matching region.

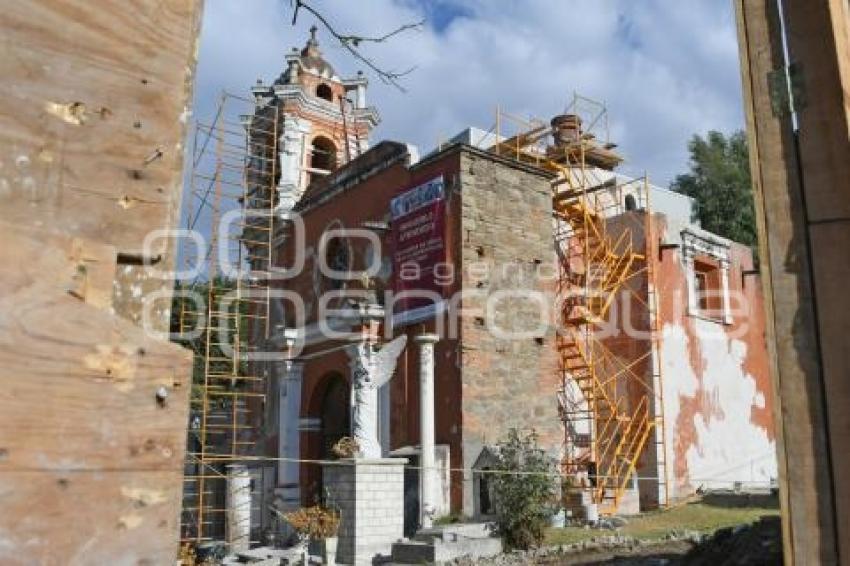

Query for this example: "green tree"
[671,130,756,248]
[490,429,559,550]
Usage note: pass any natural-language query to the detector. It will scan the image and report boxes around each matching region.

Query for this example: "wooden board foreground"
[0,1,203,563]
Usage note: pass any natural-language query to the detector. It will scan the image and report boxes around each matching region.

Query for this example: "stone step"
[391,535,502,565]
[413,522,493,542]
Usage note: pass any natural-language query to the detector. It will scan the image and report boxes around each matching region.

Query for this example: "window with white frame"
[682,230,732,324]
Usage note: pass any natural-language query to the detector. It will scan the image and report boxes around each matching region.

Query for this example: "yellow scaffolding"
[490,94,669,514]
[178,92,279,546]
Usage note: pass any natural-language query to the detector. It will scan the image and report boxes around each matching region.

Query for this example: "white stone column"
[355,82,366,109]
[378,381,391,456]
[226,464,252,553]
[277,361,303,507]
[720,262,732,324]
[683,254,698,316]
[415,333,439,530]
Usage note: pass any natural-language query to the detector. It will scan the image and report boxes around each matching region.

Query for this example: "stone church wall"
[455,150,562,516]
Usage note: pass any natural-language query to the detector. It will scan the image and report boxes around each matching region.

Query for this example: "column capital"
[414,333,440,345]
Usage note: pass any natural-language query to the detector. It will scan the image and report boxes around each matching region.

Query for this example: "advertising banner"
[390,175,447,325]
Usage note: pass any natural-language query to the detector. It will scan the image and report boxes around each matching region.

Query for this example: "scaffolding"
[177,92,279,547]
[490,94,669,514]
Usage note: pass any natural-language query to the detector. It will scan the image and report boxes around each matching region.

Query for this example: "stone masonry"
[457,150,562,515]
[322,458,407,565]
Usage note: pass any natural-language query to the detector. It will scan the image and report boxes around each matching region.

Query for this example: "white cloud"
[191,0,745,186]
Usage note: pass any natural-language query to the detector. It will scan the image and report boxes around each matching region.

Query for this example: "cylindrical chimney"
[551,114,582,146]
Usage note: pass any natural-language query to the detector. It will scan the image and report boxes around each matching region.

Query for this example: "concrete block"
[322,458,406,565]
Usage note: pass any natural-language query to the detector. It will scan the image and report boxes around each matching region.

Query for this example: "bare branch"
[337,21,424,46]
[291,0,423,92]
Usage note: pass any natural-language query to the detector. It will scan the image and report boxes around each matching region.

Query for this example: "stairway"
[554,192,653,516]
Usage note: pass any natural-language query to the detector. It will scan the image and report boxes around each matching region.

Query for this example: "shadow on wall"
[785,153,837,563]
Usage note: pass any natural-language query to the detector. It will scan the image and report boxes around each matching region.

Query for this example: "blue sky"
[190,1,745,187]
[405,0,473,33]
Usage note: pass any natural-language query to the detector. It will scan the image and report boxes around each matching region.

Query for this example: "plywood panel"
[0,472,184,566]
[0,278,192,471]
[0,0,201,255]
[0,1,202,562]
[0,225,193,563]
[784,0,850,221]
[782,1,850,560]
[808,222,850,466]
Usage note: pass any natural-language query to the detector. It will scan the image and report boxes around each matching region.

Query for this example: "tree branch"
[290,0,423,92]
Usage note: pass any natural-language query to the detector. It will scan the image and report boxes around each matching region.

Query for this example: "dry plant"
[283,505,341,539]
[331,436,361,459]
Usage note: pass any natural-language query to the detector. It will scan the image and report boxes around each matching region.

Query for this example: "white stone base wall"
[322,458,406,565]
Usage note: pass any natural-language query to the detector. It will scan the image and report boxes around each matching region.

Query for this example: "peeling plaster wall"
[661,323,775,495]
[654,215,776,501]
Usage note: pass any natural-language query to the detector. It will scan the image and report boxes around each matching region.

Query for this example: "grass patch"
[546,501,779,546]
[434,513,463,526]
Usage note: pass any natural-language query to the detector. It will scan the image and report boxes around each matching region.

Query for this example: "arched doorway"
[320,373,349,458]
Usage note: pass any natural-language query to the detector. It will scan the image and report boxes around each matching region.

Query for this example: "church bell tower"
[250,26,380,210]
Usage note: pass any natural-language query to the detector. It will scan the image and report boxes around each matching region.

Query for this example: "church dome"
[300,27,336,76]
[279,25,337,83]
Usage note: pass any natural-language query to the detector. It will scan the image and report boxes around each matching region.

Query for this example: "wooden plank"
[0,221,116,311]
[734,1,837,563]
[0,0,201,256]
[0,293,192,471]
[782,1,850,559]
[783,0,850,221]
